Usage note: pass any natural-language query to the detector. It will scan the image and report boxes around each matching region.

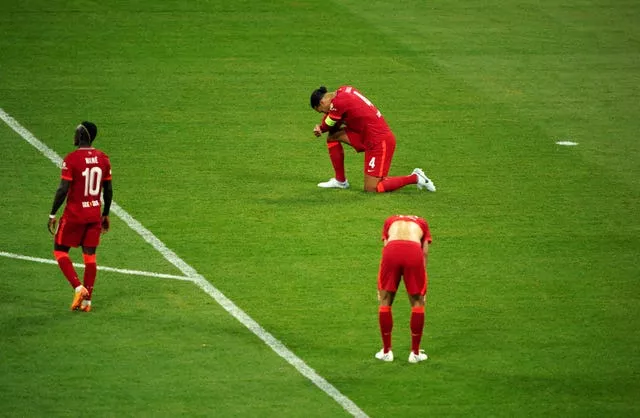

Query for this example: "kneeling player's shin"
[327,141,346,182]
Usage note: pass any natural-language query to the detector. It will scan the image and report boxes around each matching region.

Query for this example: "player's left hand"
[47,216,57,235]
[313,124,322,137]
[101,215,110,233]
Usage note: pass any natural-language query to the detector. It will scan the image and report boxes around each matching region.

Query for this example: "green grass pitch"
[1,0,639,416]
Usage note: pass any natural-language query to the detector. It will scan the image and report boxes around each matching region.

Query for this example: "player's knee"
[53,250,68,260]
[409,295,425,307]
[364,181,385,193]
[328,130,348,143]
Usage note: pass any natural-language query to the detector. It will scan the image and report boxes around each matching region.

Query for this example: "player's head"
[74,121,98,146]
[310,86,329,112]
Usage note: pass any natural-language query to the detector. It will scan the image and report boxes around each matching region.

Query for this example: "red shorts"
[55,216,102,248]
[345,129,396,177]
[377,240,426,295]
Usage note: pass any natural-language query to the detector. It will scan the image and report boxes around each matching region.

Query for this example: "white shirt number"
[82,167,103,197]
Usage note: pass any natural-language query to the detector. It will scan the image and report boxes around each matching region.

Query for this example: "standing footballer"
[48,121,112,312]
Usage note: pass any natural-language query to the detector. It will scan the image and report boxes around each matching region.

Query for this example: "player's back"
[333,86,391,134]
[383,215,430,245]
[62,147,111,223]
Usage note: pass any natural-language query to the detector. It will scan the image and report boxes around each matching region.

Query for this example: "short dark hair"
[310,86,328,108]
[77,121,98,143]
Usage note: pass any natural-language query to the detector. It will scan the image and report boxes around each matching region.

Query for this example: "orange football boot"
[70,286,89,311]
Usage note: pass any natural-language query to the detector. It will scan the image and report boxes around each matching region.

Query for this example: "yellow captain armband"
[324,115,337,127]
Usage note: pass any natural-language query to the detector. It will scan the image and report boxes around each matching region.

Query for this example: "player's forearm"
[102,182,113,216]
[50,188,66,215]
[423,245,429,267]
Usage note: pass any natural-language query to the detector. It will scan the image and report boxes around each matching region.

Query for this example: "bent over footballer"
[375,215,431,363]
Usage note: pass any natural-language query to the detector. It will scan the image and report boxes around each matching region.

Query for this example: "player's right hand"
[47,216,57,235]
[101,215,110,233]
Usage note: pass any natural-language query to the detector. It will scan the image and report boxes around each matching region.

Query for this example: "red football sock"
[376,174,418,192]
[410,306,425,354]
[83,253,97,299]
[53,251,82,289]
[378,305,393,352]
[327,141,346,182]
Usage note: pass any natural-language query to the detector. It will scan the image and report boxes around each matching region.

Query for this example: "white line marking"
[0,107,368,418]
[556,141,578,146]
[0,251,191,281]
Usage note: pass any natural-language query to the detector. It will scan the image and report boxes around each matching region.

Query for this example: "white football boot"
[412,168,436,192]
[374,349,394,362]
[408,349,428,363]
[317,178,350,189]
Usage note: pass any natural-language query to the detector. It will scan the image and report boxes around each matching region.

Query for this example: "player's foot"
[80,300,92,312]
[317,178,350,189]
[70,286,89,311]
[408,349,428,363]
[374,349,394,362]
[412,168,436,192]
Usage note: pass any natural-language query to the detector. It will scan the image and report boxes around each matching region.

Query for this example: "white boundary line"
[0,108,368,418]
[0,251,191,281]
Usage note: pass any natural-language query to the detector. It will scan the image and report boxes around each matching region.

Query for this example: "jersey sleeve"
[60,157,73,181]
[327,99,344,121]
[319,96,345,132]
[381,217,393,241]
[418,218,432,244]
[102,154,112,181]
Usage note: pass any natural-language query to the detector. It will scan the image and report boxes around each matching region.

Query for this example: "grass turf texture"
[1,0,639,416]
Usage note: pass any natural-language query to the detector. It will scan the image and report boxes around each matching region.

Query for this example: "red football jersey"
[60,147,112,223]
[382,215,432,245]
[320,86,393,137]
